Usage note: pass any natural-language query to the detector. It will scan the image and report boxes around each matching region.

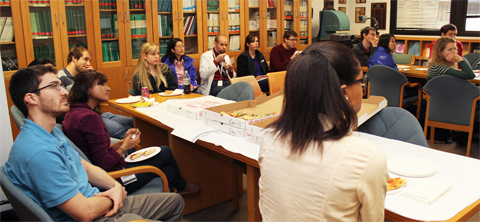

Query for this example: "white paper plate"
[125,147,161,163]
[159,89,184,97]
[388,156,438,177]
[131,102,159,108]
[397,65,410,69]
[415,67,428,71]
[115,97,141,104]
[387,186,404,195]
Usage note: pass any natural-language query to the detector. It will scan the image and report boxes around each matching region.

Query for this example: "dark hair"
[28,58,54,67]
[269,41,360,157]
[245,33,259,50]
[9,65,57,117]
[378,34,395,52]
[66,46,90,64]
[283,30,298,41]
[360,26,376,41]
[440,24,457,35]
[68,70,108,114]
[165,38,183,62]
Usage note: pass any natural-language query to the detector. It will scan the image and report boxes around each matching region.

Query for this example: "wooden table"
[109,94,480,222]
[362,65,480,84]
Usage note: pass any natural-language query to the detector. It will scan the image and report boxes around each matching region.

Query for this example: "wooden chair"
[266,71,286,95]
[423,75,480,157]
[230,75,263,98]
[392,53,415,65]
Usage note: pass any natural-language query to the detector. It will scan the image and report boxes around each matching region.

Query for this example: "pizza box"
[357,96,387,126]
[204,118,248,137]
[202,91,283,130]
[167,96,234,119]
[247,96,387,144]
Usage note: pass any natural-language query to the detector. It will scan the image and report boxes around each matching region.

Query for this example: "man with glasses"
[353,26,378,66]
[5,65,184,222]
[270,30,299,72]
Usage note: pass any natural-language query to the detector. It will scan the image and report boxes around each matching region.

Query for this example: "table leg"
[247,165,261,221]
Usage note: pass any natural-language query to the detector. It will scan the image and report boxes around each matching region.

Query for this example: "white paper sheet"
[171,123,218,143]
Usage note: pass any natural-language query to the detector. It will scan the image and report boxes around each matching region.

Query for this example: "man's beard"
[39,96,70,117]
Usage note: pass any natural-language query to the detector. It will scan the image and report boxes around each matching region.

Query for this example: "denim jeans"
[102,112,133,139]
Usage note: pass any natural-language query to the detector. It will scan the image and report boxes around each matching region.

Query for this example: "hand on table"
[94,183,127,217]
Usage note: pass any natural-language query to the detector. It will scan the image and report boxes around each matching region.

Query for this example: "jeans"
[102,112,133,139]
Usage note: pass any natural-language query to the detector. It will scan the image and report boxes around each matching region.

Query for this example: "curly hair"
[428,37,456,68]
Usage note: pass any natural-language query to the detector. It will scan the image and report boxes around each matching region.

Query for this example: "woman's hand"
[256,75,267,80]
[445,53,463,63]
[123,129,141,148]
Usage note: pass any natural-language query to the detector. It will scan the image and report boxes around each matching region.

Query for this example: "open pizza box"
[202,91,284,136]
[167,96,234,119]
[247,95,388,143]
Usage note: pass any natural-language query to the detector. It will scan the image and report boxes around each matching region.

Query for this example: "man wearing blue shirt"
[5,65,184,221]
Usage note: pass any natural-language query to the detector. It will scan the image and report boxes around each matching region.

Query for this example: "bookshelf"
[280,0,311,50]
[394,35,480,66]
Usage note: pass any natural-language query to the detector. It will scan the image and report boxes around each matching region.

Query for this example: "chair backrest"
[463,52,480,69]
[367,65,408,107]
[54,124,92,163]
[392,53,415,65]
[129,88,137,96]
[424,75,480,126]
[10,105,25,129]
[0,166,54,222]
[216,82,254,102]
[266,71,286,95]
[230,75,263,98]
[357,107,428,147]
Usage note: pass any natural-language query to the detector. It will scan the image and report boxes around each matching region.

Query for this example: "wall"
[0,67,13,211]
[312,0,391,38]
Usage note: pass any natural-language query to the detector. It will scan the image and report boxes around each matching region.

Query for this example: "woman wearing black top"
[237,33,269,92]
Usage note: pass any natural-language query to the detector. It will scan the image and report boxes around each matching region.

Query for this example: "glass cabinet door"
[63,1,88,49]
[97,0,121,64]
[155,0,174,56]
[0,1,24,72]
[265,0,279,49]
[127,0,147,61]
[204,0,220,50]
[180,0,202,55]
[283,0,293,33]
[298,0,309,46]
[227,0,241,52]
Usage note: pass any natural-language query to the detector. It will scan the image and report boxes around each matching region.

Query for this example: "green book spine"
[47,11,52,35]
[75,9,80,34]
[34,47,40,58]
[29,12,37,36]
[113,14,117,38]
[102,42,109,61]
[66,10,71,34]
[135,14,142,37]
[81,11,86,34]
[142,14,146,37]
[41,11,48,35]
[48,46,54,60]
[36,12,43,36]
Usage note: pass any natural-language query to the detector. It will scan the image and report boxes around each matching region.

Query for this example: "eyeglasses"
[349,75,368,87]
[287,39,298,42]
[30,82,64,93]
[176,45,185,48]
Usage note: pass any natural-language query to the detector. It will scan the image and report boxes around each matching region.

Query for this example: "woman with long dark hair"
[63,70,200,195]
[259,41,388,221]
[161,38,200,93]
[237,33,269,92]
[368,33,398,69]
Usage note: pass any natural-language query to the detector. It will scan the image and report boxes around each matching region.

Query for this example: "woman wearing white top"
[259,41,389,221]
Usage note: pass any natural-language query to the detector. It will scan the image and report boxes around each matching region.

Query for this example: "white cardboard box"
[167,96,234,119]
[204,118,248,137]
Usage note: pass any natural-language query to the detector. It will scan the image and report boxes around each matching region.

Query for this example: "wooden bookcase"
[282,0,312,51]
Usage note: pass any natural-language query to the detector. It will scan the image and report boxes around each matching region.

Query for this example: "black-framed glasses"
[287,38,298,42]
[349,75,368,87]
[30,82,64,93]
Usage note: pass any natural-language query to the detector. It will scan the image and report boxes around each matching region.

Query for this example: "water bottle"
[183,71,191,94]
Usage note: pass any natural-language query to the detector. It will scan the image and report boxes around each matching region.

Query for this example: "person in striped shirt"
[426,37,475,82]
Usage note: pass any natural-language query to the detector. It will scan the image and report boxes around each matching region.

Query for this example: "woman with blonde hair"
[132,42,178,95]
[427,37,474,82]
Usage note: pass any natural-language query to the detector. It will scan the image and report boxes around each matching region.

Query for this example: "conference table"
[362,65,480,85]
[108,93,480,222]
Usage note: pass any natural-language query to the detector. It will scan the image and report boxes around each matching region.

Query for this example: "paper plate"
[125,147,161,163]
[115,97,141,104]
[388,156,438,177]
[131,102,159,108]
[397,65,410,69]
[387,186,404,195]
[159,89,184,97]
[415,68,428,71]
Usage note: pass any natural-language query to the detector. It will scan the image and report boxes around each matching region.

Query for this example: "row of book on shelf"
[228,13,240,33]
[206,1,219,11]
[183,16,197,36]
[158,15,173,37]
[183,0,197,12]
[130,14,147,38]
[299,21,308,38]
[131,39,146,59]
[0,0,11,5]
[158,0,172,12]
[27,0,50,4]
[207,14,220,34]
[66,9,86,35]
[99,0,117,9]
[30,12,53,37]
[1,48,18,71]
[33,46,55,63]
[207,35,240,51]
[0,17,14,42]
[128,0,146,9]
[249,12,277,31]
[102,41,120,62]
[100,14,117,38]
[248,0,278,7]
[228,0,240,11]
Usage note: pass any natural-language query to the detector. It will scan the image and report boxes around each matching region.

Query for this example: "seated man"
[5,65,184,222]
[269,30,299,72]
[352,26,378,66]
[428,24,464,59]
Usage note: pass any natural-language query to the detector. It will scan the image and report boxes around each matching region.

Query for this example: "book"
[408,41,420,56]
[0,17,7,38]
[424,43,431,57]
[395,40,405,54]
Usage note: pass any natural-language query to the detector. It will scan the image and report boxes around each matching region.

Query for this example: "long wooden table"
[108,93,480,222]
[362,65,480,85]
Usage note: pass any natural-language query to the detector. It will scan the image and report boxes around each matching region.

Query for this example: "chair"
[392,53,415,65]
[423,75,480,156]
[216,82,254,102]
[230,75,263,98]
[357,107,428,147]
[0,166,54,221]
[266,71,286,95]
[367,65,422,119]
[10,105,24,129]
[463,52,480,69]
[129,88,137,96]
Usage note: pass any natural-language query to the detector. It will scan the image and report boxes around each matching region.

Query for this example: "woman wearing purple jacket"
[161,38,200,93]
